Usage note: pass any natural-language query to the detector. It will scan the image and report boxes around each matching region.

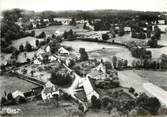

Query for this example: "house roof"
[58,47,69,54]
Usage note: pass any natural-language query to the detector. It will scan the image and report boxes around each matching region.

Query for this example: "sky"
[0,0,167,12]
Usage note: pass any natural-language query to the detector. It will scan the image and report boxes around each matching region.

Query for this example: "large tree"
[79,48,89,61]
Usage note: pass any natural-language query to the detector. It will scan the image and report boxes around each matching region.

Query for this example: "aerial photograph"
[0,0,167,116]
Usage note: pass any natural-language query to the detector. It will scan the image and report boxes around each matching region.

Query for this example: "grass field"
[2,100,80,117]
[134,70,167,91]
[62,40,138,66]
[31,24,86,37]
[0,75,37,98]
[12,36,43,49]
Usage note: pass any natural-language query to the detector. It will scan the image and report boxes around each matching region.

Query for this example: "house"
[41,81,60,100]
[157,25,167,33]
[158,20,165,25]
[58,47,69,55]
[124,27,131,32]
[48,56,57,62]
[45,45,51,53]
[32,23,37,28]
[86,23,94,31]
[95,62,106,73]
[34,58,42,65]
[53,18,71,25]
[76,19,85,24]
[86,62,107,80]
[29,18,35,23]
[12,90,25,99]
[36,48,45,56]
[55,30,63,36]
[82,77,99,103]
[43,18,49,22]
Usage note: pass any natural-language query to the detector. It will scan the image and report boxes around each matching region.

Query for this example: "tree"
[123,60,128,68]
[118,25,125,36]
[102,34,109,40]
[147,36,158,48]
[47,37,51,43]
[49,40,60,53]
[136,94,161,115]
[31,30,35,37]
[83,23,87,29]
[117,60,123,70]
[19,44,24,52]
[49,71,73,87]
[25,41,32,52]
[28,23,33,30]
[52,34,56,38]
[153,25,161,40]
[112,56,117,68]
[37,32,46,38]
[79,48,89,61]
[101,96,111,108]
[43,54,49,63]
[35,40,39,48]
[91,95,101,109]
[70,18,76,26]
[104,61,112,70]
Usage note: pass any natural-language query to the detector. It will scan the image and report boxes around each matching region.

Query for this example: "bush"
[118,26,125,36]
[101,96,111,107]
[1,46,16,53]
[37,32,46,38]
[50,71,73,87]
[7,93,14,100]
[19,44,24,52]
[25,42,32,52]
[49,40,60,53]
[78,103,84,112]
[102,34,109,40]
[1,97,7,106]
[129,87,135,94]
[147,38,158,48]
[91,95,101,109]
[35,40,40,48]
[79,48,89,61]
[62,93,72,100]
[104,61,112,70]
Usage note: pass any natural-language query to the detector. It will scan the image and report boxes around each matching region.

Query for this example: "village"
[0,8,167,117]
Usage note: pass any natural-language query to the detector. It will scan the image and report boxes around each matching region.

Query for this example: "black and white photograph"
[0,0,167,116]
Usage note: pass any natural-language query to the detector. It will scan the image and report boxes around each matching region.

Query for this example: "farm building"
[41,81,60,100]
[82,77,99,103]
[45,45,51,53]
[36,48,45,56]
[58,47,69,55]
[34,58,42,65]
[48,56,57,62]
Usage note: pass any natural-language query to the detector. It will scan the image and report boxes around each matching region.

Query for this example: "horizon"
[1,0,167,12]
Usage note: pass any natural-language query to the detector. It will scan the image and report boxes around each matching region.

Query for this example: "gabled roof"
[58,47,69,54]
